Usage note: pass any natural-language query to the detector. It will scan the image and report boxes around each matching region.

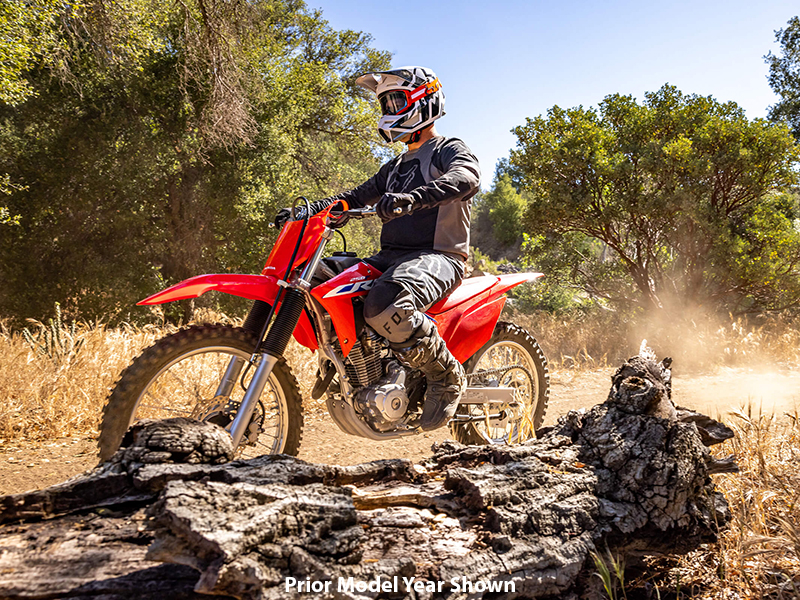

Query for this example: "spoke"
[165,367,192,392]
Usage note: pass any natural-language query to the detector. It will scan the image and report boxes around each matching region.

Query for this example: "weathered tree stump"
[0,352,735,599]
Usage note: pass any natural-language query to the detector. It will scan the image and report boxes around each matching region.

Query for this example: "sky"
[310,0,797,189]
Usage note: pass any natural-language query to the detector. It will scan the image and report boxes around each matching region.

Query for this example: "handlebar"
[329,205,377,219]
[330,204,405,220]
[269,201,405,229]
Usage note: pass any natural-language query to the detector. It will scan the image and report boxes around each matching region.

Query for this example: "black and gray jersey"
[329,136,481,259]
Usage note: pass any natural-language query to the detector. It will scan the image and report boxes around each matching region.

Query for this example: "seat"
[427,275,498,314]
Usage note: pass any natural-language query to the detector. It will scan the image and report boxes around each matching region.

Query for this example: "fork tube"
[299,226,333,283]
[214,356,246,398]
[228,226,333,449]
[229,353,279,448]
[229,289,305,447]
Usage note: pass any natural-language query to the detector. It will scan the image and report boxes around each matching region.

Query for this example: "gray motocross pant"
[362,249,465,344]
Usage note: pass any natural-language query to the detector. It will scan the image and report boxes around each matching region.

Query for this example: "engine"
[354,360,410,432]
[342,328,383,388]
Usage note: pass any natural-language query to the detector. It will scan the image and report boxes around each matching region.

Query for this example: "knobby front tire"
[98,325,303,461]
[450,321,550,445]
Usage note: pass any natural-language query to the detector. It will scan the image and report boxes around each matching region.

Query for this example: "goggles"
[378,78,441,116]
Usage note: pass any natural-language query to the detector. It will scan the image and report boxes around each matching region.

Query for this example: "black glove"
[274,199,335,228]
[376,193,417,222]
[274,207,293,228]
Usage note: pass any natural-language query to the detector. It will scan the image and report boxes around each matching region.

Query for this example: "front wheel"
[98,324,303,461]
[450,322,549,445]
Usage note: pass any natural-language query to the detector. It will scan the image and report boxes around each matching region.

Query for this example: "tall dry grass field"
[508,307,800,371]
[0,312,320,442]
[0,320,172,441]
[709,407,800,598]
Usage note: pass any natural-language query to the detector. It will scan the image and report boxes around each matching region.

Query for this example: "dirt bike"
[98,200,550,460]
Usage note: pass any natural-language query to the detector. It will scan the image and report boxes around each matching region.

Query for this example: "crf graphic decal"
[322,279,375,298]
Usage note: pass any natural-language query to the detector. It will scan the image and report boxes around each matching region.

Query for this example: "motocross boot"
[390,318,466,431]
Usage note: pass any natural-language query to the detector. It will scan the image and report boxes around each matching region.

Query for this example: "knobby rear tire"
[97,324,303,461]
[450,321,550,446]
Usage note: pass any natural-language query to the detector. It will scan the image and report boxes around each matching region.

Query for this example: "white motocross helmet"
[355,66,445,143]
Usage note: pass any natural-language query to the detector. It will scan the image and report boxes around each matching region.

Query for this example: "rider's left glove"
[376,193,417,222]
[273,199,335,228]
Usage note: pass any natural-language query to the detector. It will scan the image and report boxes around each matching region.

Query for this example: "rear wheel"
[98,325,303,461]
[450,322,549,445]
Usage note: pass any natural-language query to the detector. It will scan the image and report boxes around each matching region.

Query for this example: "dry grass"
[507,307,800,372]
[631,405,800,599]
[0,310,320,443]
[0,320,172,441]
[709,405,800,598]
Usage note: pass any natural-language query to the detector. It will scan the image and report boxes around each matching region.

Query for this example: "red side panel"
[293,312,318,351]
[310,261,382,357]
[138,274,281,306]
[428,275,499,314]
[437,296,506,363]
[432,272,543,363]
[261,203,343,279]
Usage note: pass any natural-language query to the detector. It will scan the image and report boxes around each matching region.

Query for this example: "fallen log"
[0,352,735,599]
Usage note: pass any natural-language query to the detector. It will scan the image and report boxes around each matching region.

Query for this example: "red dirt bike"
[98,201,550,460]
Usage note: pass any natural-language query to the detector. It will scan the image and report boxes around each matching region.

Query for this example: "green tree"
[0,0,62,217]
[471,172,527,261]
[0,0,62,106]
[0,0,390,323]
[481,174,526,247]
[511,85,800,314]
[766,16,800,140]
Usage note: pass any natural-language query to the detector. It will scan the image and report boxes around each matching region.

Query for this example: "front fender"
[138,274,281,306]
[138,273,318,351]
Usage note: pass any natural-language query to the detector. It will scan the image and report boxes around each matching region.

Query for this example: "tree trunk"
[0,352,735,599]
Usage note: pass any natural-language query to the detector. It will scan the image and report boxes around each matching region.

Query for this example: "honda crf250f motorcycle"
[98,202,549,460]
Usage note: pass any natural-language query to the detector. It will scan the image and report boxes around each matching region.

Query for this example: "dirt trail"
[2,366,798,496]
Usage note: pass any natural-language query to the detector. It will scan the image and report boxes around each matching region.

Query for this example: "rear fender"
[490,272,544,297]
[437,272,543,363]
[137,273,318,351]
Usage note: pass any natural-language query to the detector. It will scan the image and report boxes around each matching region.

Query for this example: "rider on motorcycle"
[276,66,481,431]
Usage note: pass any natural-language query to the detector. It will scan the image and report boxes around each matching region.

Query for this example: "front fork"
[224,226,334,448]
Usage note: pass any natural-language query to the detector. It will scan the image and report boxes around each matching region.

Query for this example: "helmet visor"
[379,91,408,116]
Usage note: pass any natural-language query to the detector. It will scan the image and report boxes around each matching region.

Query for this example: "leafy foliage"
[475,174,526,247]
[766,16,800,140]
[0,0,390,323]
[510,85,800,314]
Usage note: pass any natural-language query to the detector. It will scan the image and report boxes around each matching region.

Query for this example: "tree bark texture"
[0,353,736,599]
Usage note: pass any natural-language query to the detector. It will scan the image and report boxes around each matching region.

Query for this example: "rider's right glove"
[376,193,417,222]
